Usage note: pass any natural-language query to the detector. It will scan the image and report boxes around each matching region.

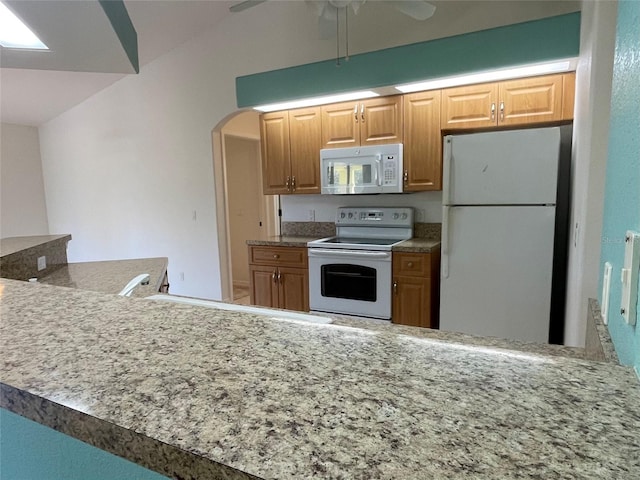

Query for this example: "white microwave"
[320,143,403,194]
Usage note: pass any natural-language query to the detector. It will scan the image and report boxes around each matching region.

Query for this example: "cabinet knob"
[285,176,291,191]
[273,254,279,259]
[407,262,413,267]
[354,104,358,123]
[499,101,505,121]
[403,170,408,183]
[360,103,365,122]
[272,271,277,282]
[393,281,398,294]
[291,176,296,192]
[491,102,496,121]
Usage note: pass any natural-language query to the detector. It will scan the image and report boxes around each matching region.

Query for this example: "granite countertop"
[1,278,639,480]
[393,238,440,253]
[37,257,168,297]
[0,234,71,257]
[247,236,322,247]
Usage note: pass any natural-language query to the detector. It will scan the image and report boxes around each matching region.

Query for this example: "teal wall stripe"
[99,0,139,73]
[236,12,580,108]
[0,409,169,479]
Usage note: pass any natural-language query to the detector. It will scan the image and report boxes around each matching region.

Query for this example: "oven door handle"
[308,249,391,259]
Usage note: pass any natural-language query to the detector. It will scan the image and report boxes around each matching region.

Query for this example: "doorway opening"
[212,111,279,303]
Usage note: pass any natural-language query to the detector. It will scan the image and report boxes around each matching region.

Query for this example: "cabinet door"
[498,74,563,126]
[321,101,360,149]
[403,91,442,191]
[278,267,309,312]
[289,107,321,194]
[562,72,576,120]
[249,265,279,308]
[392,275,432,328]
[441,83,498,130]
[260,111,291,194]
[360,96,403,146]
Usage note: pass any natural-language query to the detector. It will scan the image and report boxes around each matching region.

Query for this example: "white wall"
[281,192,443,223]
[563,0,617,346]
[37,2,581,300]
[0,123,49,238]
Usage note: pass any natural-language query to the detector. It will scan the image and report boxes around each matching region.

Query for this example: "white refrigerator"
[439,127,561,344]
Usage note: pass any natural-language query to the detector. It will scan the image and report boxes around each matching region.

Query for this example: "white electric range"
[307,207,413,319]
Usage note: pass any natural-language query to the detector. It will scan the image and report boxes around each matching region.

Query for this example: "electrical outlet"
[37,256,46,271]
[180,272,185,281]
[307,209,316,221]
[416,209,426,221]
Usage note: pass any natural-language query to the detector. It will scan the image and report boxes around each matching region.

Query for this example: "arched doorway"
[212,111,279,303]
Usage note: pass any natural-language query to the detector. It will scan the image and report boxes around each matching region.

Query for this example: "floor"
[232,285,250,305]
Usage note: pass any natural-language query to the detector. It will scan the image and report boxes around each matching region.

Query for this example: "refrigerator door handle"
[442,205,450,278]
[442,136,453,206]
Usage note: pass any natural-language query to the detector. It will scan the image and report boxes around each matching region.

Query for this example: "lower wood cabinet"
[392,249,440,329]
[248,246,309,311]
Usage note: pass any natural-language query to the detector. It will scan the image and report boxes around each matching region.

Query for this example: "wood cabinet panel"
[499,74,564,125]
[248,246,309,312]
[278,266,309,312]
[260,112,291,194]
[289,107,321,194]
[392,251,440,329]
[321,101,360,149]
[393,253,429,277]
[249,246,307,268]
[249,265,279,308]
[441,83,498,130]
[562,72,576,120]
[403,91,442,191]
[360,96,403,146]
[392,276,432,329]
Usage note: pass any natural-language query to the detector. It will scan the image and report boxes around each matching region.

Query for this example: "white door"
[440,205,556,343]
[443,127,561,205]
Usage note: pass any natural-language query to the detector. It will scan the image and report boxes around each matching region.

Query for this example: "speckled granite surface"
[0,234,71,280]
[392,238,441,253]
[588,298,619,363]
[247,236,321,247]
[281,222,335,237]
[1,278,639,479]
[37,257,168,298]
[413,222,442,240]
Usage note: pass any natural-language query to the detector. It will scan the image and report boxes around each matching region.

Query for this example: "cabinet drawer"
[249,246,308,267]
[393,253,430,278]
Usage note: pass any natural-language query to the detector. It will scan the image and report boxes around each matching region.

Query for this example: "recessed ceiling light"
[0,1,49,50]
[254,90,380,112]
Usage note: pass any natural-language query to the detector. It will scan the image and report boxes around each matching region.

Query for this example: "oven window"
[320,264,377,302]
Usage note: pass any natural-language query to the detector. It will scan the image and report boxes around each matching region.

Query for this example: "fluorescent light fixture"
[254,90,379,112]
[0,1,48,50]
[395,58,577,93]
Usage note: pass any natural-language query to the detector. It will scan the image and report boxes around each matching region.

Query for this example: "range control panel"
[335,207,414,227]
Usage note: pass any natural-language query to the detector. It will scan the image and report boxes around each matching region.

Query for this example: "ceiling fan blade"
[229,0,267,13]
[394,0,436,21]
[318,6,338,40]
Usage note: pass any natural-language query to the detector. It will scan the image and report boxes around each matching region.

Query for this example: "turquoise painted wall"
[599,0,640,372]
[0,409,169,480]
[236,12,580,108]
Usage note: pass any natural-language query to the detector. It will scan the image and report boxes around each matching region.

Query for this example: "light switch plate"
[620,231,640,325]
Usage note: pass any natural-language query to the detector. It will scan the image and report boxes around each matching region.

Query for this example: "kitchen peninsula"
[1,278,639,479]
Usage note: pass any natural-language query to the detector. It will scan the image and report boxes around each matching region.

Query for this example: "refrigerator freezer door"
[444,127,561,206]
[440,205,556,343]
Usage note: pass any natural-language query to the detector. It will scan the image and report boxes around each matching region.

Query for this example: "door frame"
[212,115,279,302]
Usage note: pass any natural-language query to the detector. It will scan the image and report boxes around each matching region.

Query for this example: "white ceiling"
[0,0,581,127]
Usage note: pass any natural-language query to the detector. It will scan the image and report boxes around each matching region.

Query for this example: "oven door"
[308,248,392,319]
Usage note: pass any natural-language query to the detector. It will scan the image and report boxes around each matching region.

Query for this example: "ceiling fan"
[230,0,437,64]
[230,0,437,23]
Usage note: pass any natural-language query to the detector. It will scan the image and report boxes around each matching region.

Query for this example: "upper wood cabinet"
[260,107,321,195]
[403,90,442,191]
[561,72,576,120]
[321,96,403,149]
[441,73,573,130]
[441,83,498,130]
